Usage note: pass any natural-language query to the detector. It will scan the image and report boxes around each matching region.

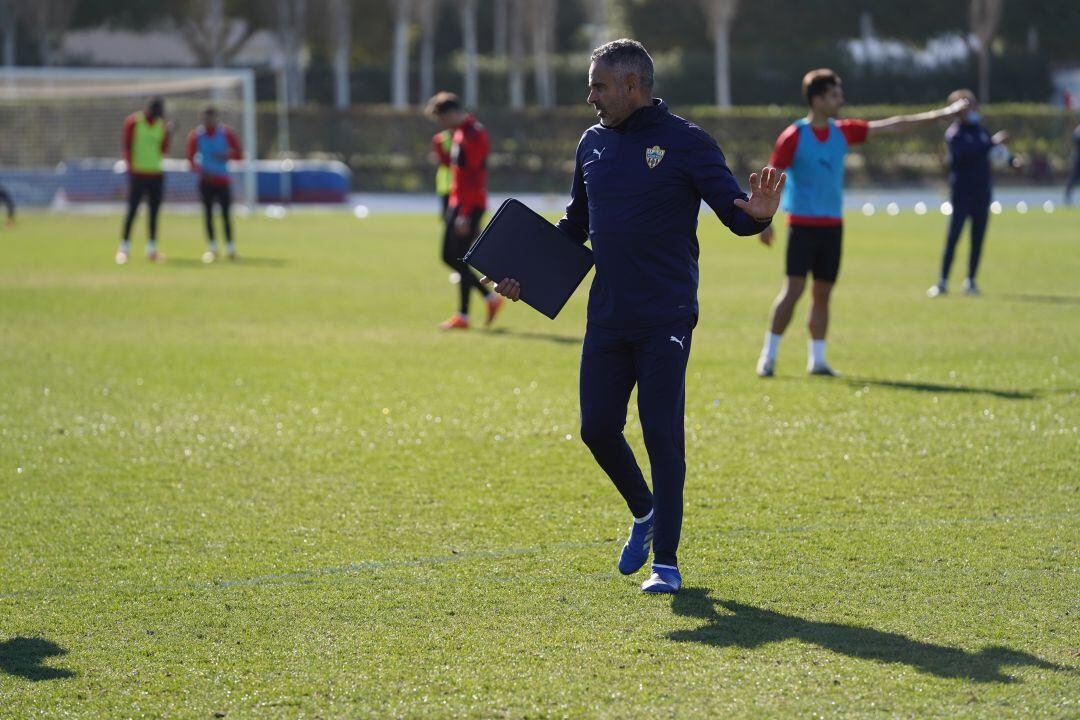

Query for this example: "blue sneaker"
[617,511,654,575]
[641,565,682,594]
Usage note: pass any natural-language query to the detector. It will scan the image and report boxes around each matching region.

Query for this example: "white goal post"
[0,66,257,207]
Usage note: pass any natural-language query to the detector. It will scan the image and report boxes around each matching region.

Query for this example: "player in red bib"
[756,69,965,377]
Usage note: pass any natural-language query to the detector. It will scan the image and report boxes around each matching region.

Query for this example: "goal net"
[0,67,257,208]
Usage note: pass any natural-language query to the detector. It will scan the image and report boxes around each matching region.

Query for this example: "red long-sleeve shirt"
[122,111,172,178]
[448,115,489,216]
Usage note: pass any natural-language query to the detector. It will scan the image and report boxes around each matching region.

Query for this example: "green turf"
[0,207,1077,718]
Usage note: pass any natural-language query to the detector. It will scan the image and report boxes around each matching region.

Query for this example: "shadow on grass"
[669,590,1069,683]
[484,328,582,346]
[999,293,1080,306]
[164,256,287,269]
[0,637,74,680]
[845,377,1038,400]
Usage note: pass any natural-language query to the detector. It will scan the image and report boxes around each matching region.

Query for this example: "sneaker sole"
[641,581,680,594]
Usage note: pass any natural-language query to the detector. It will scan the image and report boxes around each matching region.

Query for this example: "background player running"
[426,92,503,331]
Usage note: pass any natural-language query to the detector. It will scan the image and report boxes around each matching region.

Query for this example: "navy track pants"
[941,196,989,282]
[579,316,694,568]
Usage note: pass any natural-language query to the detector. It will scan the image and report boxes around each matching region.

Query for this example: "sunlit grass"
[0,207,1076,718]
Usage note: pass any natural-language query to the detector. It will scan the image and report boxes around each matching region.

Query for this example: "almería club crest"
[645,145,666,169]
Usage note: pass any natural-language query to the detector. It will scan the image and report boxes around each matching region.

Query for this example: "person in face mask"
[927,89,1016,298]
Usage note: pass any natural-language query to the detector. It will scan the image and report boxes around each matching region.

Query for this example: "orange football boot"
[438,314,470,331]
[485,294,504,327]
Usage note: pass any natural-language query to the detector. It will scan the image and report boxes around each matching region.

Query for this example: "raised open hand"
[734,166,786,221]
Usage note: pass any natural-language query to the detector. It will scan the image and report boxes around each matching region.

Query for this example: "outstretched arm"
[691,133,781,235]
[868,98,968,137]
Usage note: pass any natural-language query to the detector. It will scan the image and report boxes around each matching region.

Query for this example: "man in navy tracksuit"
[489,39,783,594]
[928,89,1014,297]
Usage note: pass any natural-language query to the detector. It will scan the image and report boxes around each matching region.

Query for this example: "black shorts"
[785,224,842,282]
[128,174,164,208]
[199,180,232,208]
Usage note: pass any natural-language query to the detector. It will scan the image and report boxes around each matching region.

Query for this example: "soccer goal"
[0,67,257,207]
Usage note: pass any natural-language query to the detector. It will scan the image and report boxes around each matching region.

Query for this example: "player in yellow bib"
[117,97,173,264]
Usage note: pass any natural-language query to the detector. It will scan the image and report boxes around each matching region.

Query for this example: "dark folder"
[463,198,593,320]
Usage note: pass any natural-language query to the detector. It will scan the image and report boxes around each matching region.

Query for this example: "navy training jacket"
[945,120,993,203]
[556,99,769,329]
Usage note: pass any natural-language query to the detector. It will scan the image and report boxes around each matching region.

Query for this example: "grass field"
[1,206,1077,718]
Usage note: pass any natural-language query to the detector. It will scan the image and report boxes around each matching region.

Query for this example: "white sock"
[118,239,130,253]
[225,241,235,253]
[634,508,654,524]
[939,278,948,290]
[762,332,782,359]
[810,339,827,366]
[146,240,157,255]
[209,240,219,252]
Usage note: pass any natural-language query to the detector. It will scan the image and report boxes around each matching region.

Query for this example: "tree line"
[1,0,1076,108]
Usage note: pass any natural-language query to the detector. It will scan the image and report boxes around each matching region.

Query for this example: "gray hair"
[590,38,654,94]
